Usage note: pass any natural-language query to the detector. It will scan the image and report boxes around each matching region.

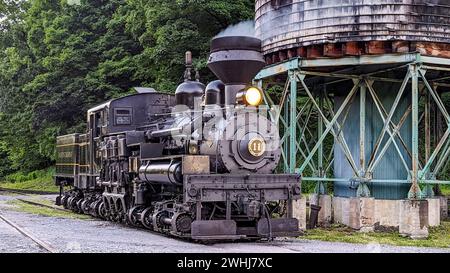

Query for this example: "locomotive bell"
[207,36,266,106]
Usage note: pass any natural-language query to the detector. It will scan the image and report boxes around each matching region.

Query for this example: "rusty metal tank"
[255,0,450,56]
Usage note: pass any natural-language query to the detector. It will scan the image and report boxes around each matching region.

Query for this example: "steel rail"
[0,213,57,253]
[16,199,69,213]
[0,187,56,195]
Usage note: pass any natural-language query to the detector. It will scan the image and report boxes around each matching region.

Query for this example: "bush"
[4,168,54,183]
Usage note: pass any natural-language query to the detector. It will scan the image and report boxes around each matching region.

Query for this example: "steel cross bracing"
[254,53,450,199]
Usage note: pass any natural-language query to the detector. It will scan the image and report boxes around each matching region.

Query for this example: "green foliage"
[0,167,58,192]
[4,167,52,183]
[1,0,450,196]
[0,0,254,176]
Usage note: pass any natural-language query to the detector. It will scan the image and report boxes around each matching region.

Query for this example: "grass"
[441,185,450,195]
[303,221,450,249]
[0,168,59,193]
[6,198,91,220]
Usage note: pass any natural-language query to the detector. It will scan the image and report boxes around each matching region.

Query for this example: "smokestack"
[207,36,266,106]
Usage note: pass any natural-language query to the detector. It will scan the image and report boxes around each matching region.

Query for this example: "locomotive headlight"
[236,87,263,106]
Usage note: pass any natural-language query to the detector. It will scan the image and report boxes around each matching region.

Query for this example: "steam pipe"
[150,127,183,138]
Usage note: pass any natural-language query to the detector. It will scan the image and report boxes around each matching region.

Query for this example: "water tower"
[254,0,450,237]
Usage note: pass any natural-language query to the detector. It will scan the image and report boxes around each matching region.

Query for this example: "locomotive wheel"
[66,197,73,209]
[98,202,108,219]
[81,200,90,214]
[172,213,192,234]
[93,201,102,217]
[61,195,69,209]
[69,197,79,212]
[90,201,99,217]
[127,206,143,227]
[76,199,84,214]
[140,207,153,229]
[152,211,169,232]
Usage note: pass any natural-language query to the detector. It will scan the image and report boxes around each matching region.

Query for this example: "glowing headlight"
[236,87,263,106]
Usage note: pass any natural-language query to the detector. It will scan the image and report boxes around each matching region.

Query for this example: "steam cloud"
[215,20,256,38]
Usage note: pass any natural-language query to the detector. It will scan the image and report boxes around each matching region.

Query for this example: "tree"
[0,0,254,175]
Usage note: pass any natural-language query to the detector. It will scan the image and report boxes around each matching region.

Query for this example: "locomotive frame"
[54,36,302,241]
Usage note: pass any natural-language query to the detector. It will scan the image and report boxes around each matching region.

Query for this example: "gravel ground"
[0,215,45,253]
[0,193,449,253]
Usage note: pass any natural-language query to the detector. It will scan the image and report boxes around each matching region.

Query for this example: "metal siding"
[334,82,412,199]
[55,134,80,178]
[255,0,450,55]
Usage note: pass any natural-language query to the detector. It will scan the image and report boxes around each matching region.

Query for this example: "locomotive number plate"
[248,137,266,157]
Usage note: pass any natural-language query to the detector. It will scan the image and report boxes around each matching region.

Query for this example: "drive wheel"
[81,200,90,214]
[69,197,80,213]
[61,195,69,209]
[140,207,153,229]
[128,206,143,227]
[90,201,99,217]
[76,199,83,213]
[152,210,169,232]
[98,202,108,219]
[172,213,192,234]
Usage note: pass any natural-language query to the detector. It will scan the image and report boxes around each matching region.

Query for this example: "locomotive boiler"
[54,36,301,240]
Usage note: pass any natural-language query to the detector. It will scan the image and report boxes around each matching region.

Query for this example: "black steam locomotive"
[54,36,301,240]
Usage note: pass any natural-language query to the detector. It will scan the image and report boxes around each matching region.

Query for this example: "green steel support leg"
[289,70,297,174]
[425,92,431,166]
[316,88,326,194]
[284,96,289,173]
[422,91,435,198]
[408,64,423,199]
[318,90,324,175]
[357,82,370,197]
[359,82,366,174]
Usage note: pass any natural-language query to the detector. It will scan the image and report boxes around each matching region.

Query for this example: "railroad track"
[0,195,81,253]
[0,213,58,253]
[0,187,57,195]
[16,198,70,212]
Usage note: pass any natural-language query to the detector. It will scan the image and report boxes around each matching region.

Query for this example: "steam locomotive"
[54,36,301,240]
